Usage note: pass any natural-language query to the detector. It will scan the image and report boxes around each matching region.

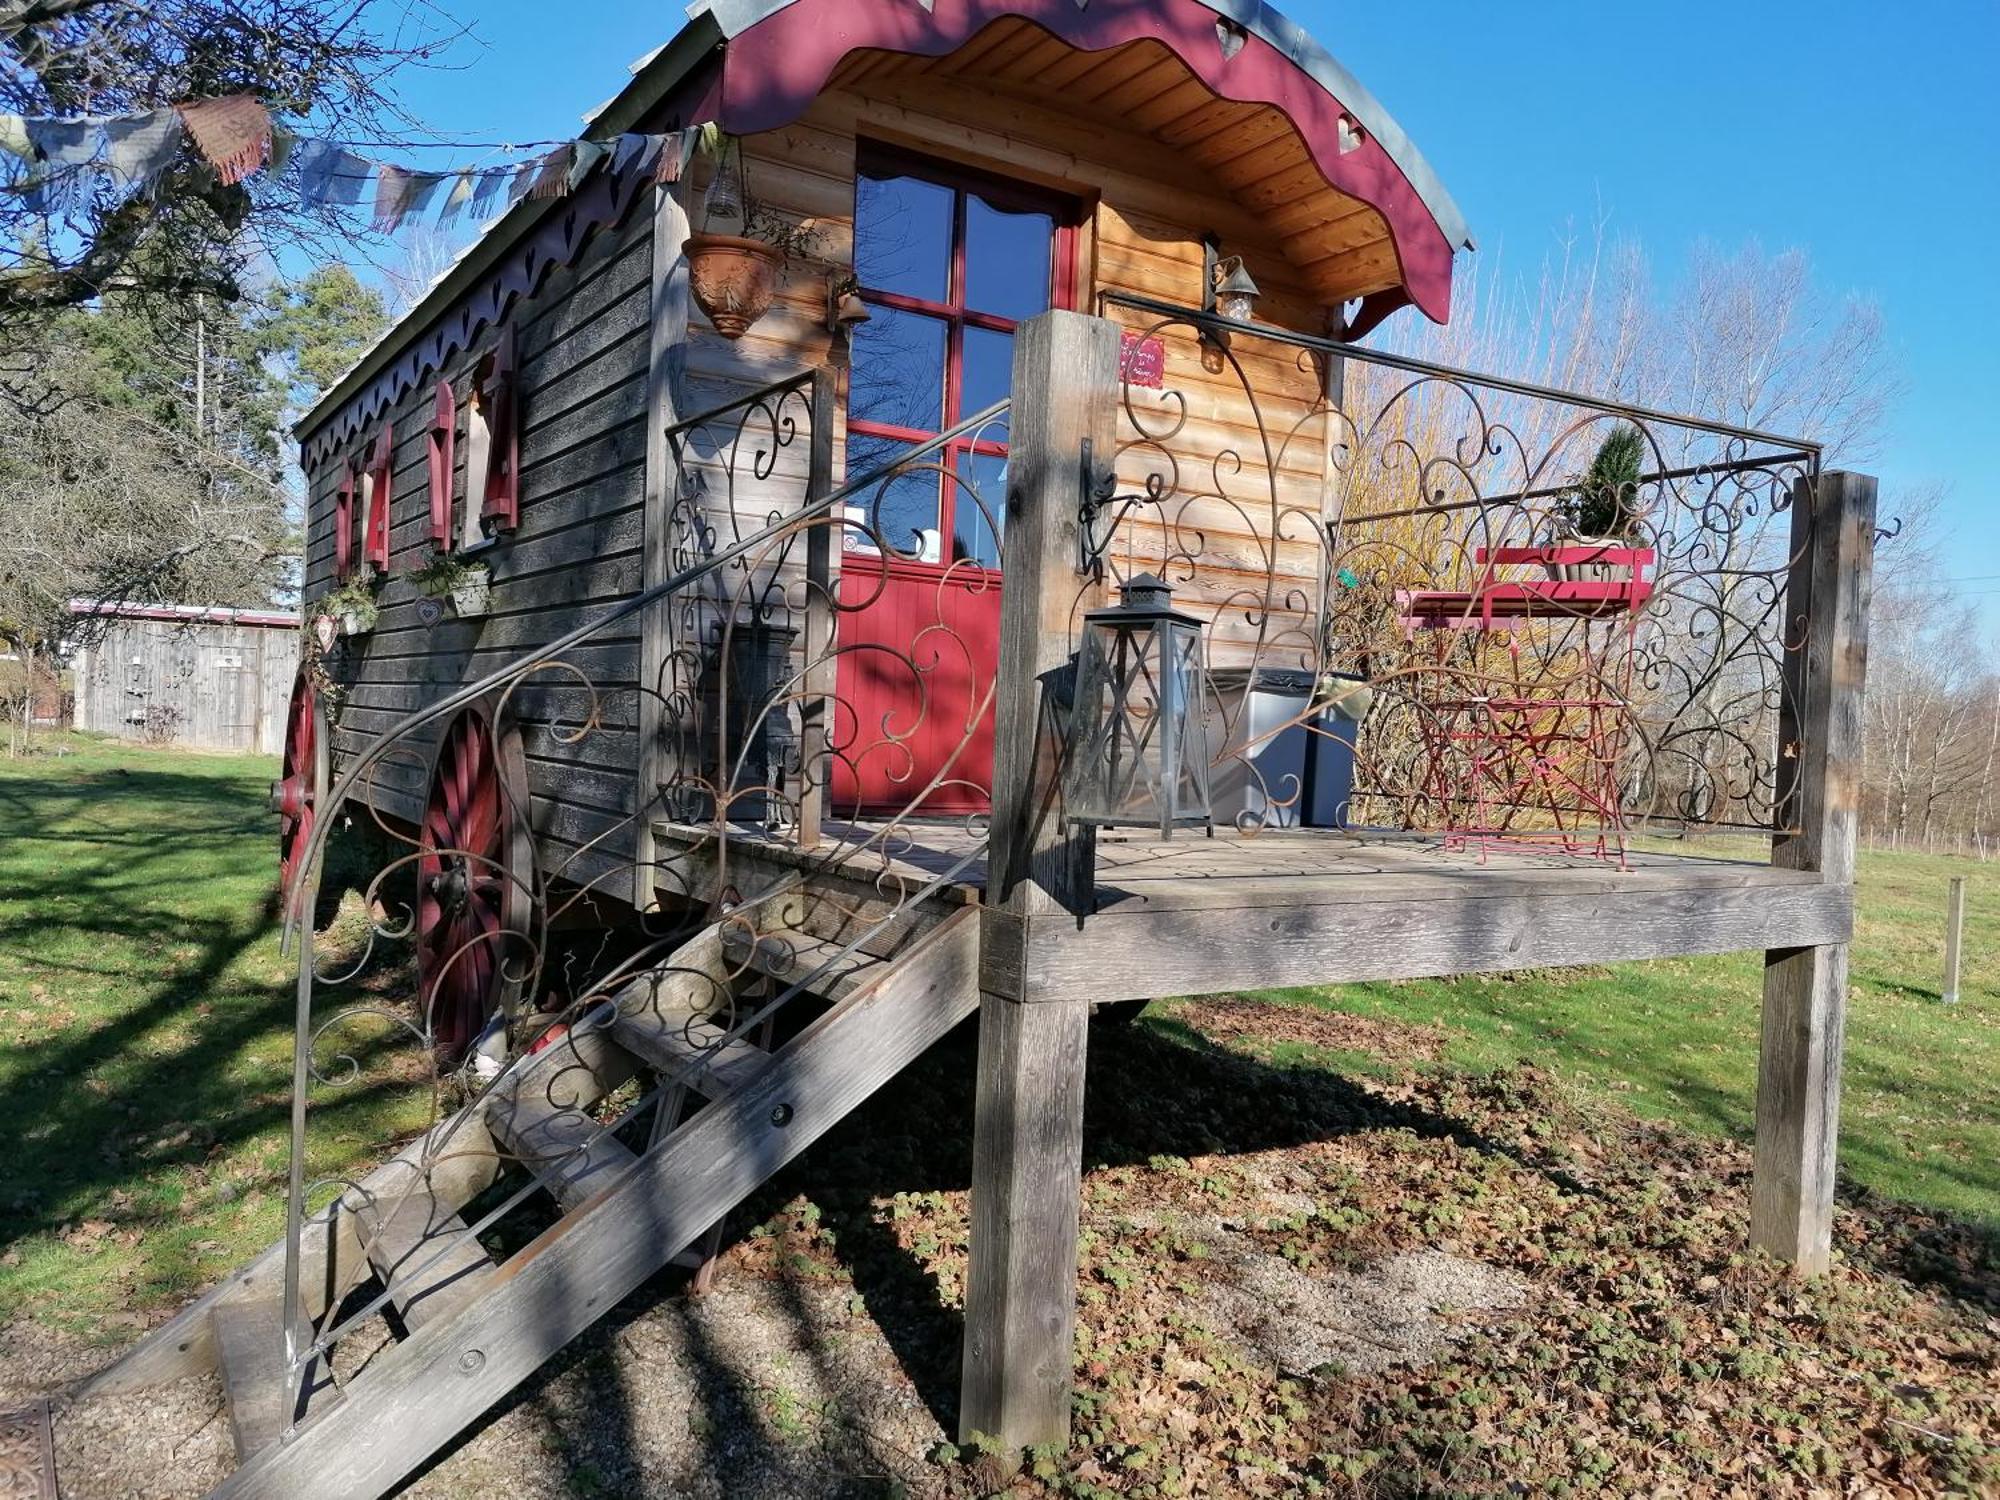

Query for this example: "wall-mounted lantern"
[1063,573,1213,840]
[1212,255,1260,324]
[826,274,871,339]
[1199,234,1260,371]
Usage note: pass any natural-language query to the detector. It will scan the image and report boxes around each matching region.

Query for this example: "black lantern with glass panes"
[1063,573,1212,839]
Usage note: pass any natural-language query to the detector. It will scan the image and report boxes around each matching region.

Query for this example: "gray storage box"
[1204,668,1363,831]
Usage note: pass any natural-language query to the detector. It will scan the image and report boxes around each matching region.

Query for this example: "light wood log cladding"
[699,55,1346,673]
[302,208,654,889]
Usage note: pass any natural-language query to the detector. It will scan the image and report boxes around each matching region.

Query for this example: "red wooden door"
[831,146,1078,818]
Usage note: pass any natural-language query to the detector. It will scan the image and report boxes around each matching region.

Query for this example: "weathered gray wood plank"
[995,879,1852,1006]
[212,1297,293,1461]
[1752,470,1875,1273]
[636,180,695,910]
[962,311,1121,1452]
[211,908,981,1500]
[81,1113,501,1399]
[959,992,1092,1448]
[356,1190,496,1334]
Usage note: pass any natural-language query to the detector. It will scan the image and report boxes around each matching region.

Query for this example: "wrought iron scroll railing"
[1092,290,1832,847]
[273,372,1010,1442]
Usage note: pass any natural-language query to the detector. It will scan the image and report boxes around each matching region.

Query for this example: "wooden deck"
[656,819,1851,1006]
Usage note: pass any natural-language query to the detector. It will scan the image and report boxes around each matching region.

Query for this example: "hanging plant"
[408,550,494,618]
[320,576,381,638]
[684,134,820,340]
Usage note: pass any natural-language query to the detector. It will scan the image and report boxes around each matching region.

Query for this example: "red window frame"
[848,142,1079,571]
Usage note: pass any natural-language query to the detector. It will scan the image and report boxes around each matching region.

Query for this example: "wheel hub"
[270,774,310,819]
[428,859,472,913]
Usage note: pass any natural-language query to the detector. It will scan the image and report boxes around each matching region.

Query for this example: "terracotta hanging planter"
[685,233,783,339]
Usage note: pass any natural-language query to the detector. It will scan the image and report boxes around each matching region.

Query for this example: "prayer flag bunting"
[175,95,269,185]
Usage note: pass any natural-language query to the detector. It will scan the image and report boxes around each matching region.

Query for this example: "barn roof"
[68,600,299,629]
[299,0,1470,446]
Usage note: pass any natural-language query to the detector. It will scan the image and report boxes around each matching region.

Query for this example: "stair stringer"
[209,903,981,1500]
[82,875,798,1409]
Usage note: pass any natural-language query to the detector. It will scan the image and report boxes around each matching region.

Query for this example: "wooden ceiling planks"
[830,24,1408,312]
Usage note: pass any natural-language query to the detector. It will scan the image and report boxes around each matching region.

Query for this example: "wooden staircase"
[80,881,980,1499]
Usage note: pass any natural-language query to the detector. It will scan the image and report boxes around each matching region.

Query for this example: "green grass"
[1255,843,2000,1227]
[0,732,430,1338]
[1,732,1993,1357]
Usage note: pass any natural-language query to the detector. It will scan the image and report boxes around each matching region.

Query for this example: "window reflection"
[849,306,947,434]
[854,173,953,304]
[953,450,1008,570]
[847,432,941,560]
[965,195,1054,321]
[849,150,1071,573]
[960,326,1015,429]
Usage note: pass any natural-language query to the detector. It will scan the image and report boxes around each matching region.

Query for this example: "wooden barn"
[67,601,299,754]
[93,4,1876,1494]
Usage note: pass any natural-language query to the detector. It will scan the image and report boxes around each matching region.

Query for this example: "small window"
[427,378,456,549]
[333,459,357,580]
[848,145,1077,570]
[363,428,393,571]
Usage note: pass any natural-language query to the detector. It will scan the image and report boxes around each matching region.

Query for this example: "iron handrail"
[277,378,1011,1401]
[1095,288,1824,458]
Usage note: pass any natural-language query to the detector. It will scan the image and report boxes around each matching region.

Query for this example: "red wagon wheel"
[416,703,534,1062]
[271,668,329,915]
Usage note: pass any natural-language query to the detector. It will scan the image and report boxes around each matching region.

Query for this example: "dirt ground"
[3,1005,1996,1498]
[4,1141,1542,1500]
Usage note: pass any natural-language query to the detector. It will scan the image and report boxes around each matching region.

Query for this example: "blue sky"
[379,0,2000,613]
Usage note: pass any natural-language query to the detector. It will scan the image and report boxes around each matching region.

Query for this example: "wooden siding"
[73,618,298,754]
[301,206,654,892]
[300,26,1381,899]
[721,70,1342,670]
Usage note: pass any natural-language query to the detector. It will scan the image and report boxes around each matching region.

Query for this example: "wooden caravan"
[94,4,1872,1494]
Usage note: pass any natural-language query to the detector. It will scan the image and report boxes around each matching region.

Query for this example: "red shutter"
[333,460,356,580]
[364,428,393,570]
[479,324,519,532]
[428,379,456,549]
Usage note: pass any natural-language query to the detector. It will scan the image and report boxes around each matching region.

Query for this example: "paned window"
[847,145,1077,569]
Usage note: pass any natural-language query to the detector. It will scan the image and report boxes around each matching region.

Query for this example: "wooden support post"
[961,311,1119,1450]
[795,369,837,851]
[1942,875,1966,1005]
[1752,469,1875,1274]
[635,181,694,908]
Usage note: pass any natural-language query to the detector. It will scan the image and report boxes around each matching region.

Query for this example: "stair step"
[609,1007,770,1099]
[196,906,983,1499]
[722,928,887,1000]
[783,885,946,960]
[487,1085,640,1211]
[357,1188,496,1334]
[212,1296,338,1461]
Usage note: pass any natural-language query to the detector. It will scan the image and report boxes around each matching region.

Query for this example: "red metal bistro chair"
[1394,545,1654,865]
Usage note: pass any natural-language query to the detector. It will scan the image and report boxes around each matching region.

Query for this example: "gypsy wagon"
[92,3,1875,1493]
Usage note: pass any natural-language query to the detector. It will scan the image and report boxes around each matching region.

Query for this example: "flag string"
[0,96,718,233]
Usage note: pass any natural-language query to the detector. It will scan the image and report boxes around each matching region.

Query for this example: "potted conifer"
[1552,424,1646,581]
